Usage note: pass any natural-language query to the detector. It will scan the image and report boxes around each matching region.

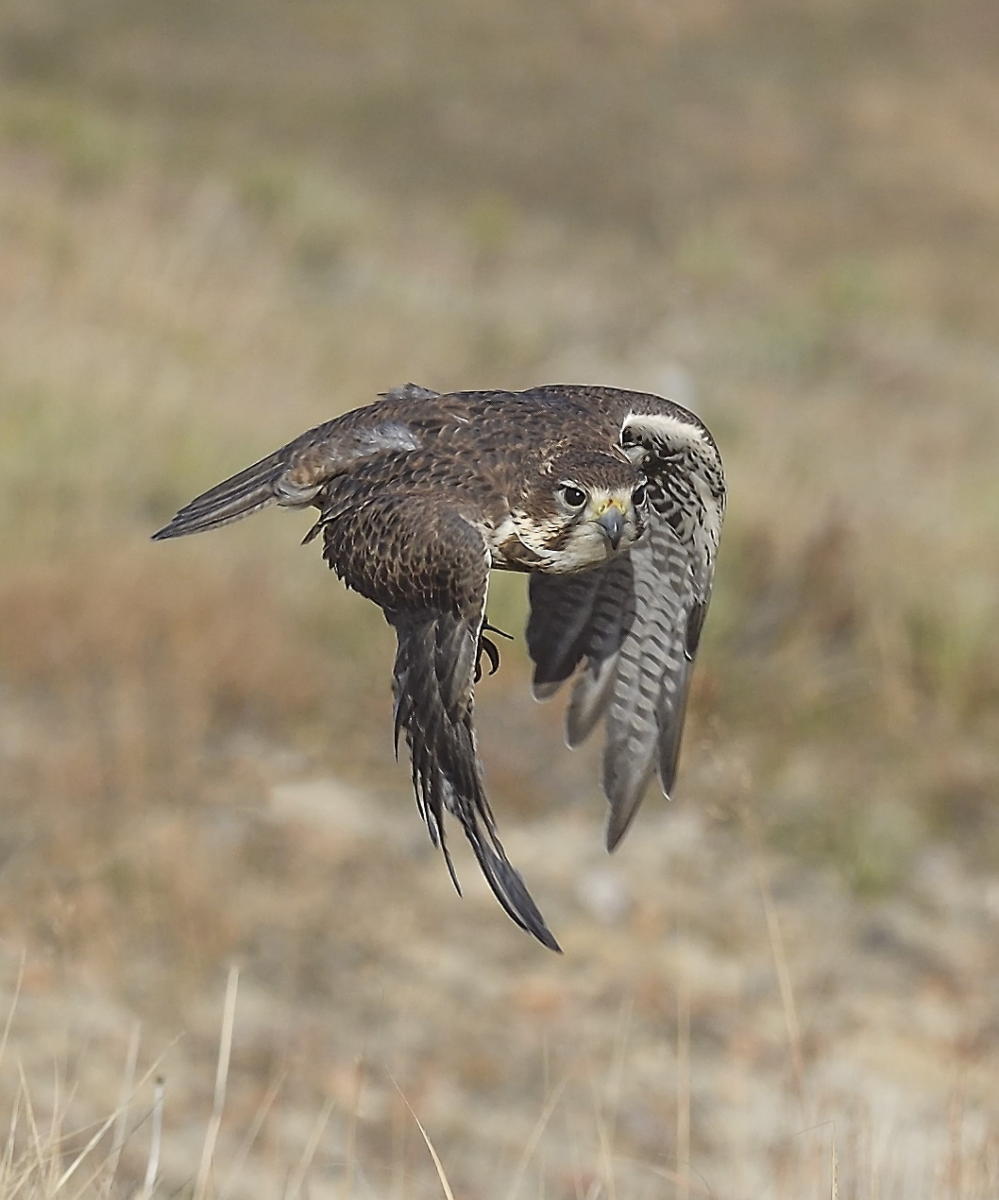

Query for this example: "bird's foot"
[475,620,514,682]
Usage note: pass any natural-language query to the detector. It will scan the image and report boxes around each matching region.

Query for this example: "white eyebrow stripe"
[623,410,707,452]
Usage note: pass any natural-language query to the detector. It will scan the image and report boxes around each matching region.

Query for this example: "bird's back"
[152,384,653,544]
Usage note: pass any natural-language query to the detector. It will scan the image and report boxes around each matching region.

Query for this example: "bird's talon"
[475,634,502,682]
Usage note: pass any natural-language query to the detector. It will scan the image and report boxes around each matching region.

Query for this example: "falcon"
[153,384,725,950]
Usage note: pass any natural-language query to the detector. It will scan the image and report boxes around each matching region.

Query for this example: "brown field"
[1,1,998,1196]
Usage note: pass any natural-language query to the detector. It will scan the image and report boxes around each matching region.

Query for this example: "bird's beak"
[595,501,626,550]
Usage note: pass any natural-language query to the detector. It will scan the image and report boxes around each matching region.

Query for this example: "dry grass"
[1,0,998,1195]
[2,946,997,1200]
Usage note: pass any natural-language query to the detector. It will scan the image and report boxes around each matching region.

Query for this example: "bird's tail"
[151,446,292,540]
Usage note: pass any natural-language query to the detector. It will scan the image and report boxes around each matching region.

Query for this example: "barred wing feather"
[526,400,724,851]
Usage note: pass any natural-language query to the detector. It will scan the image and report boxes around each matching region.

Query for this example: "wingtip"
[531,679,562,702]
[605,820,627,853]
[605,779,674,852]
[605,802,641,853]
[150,514,222,541]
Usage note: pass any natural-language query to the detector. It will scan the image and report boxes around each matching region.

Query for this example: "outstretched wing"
[527,397,725,851]
[151,398,428,541]
[321,494,560,951]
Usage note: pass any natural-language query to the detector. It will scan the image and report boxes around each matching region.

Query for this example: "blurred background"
[2,1,998,1196]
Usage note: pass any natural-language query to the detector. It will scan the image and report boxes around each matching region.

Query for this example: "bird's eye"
[560,484,587,508]
[632,482,647,507]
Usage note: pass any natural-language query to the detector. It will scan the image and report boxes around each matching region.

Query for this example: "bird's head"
[512,449,647,573]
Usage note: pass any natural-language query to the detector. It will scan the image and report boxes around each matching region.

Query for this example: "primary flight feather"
[153,383,725,949]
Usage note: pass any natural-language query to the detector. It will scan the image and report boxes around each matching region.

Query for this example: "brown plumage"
[153,383,725,949]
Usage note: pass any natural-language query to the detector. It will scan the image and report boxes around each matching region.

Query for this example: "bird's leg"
[475,619,514,683]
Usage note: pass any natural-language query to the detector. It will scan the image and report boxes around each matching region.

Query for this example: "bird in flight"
[153,384,725,950]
